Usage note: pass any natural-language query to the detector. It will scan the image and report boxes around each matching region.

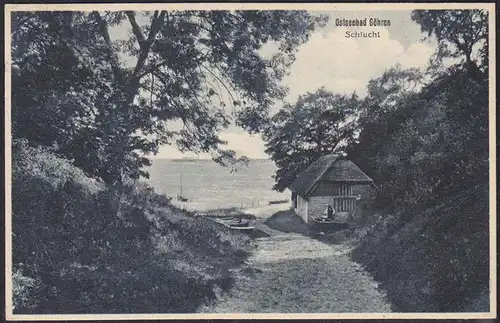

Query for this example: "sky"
[111,10,437,160]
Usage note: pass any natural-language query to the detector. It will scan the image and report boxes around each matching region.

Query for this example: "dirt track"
[200,207,392,313]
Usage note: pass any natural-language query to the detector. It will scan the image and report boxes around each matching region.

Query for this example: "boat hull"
[229,226,255,231]
[311,217,343,224]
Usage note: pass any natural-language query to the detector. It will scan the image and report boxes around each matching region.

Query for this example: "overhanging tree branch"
[124,11,168,106]
[126,10,166,78]
[93,11,123,83]
[126,11,146,48]
[200,65,237,105]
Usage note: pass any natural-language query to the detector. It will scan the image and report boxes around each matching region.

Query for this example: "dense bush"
[349,66,488,215]
[122,181,172,209]
[345,10,490,312]
[11,140,250,313]
[347,67,490,312]
[351,184,489,312]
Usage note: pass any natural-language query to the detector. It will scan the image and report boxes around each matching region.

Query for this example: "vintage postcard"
[4,2,496,320]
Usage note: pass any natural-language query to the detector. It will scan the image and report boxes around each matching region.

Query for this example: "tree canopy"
[347,9,489,210]
[263,88,360,191]
[411,9,488,74]
[11,10,327,185]
[264,9,489,216]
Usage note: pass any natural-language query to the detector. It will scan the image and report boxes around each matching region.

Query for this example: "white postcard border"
[4,2,497,320]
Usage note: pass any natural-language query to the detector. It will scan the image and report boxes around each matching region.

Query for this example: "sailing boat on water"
[177,172,188,202]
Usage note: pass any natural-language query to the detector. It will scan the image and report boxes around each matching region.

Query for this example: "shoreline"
[172,202,291,218]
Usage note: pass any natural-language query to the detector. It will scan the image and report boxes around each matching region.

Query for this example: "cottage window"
[338,184,352,196]
[332,184,355,212]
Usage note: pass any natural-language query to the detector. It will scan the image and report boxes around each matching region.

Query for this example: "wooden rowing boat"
[211,217,255,231]
[229,225,255,231]
[228,219,255,230]
[311,216,346,225]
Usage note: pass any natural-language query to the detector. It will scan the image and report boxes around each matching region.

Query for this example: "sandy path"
[200,207,392,313]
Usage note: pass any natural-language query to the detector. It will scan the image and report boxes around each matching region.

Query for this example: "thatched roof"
[322,159,374,183]
[289,154,373,197]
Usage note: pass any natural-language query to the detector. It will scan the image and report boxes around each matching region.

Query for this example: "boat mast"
[180,172,183,196]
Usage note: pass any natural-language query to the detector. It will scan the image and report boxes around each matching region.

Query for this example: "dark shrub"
[351,184,489,312]
[11,140,250,313]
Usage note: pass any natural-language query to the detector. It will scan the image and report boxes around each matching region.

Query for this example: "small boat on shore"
[268,199,289,205]
[310,215,350,230]
[229,224,255,231]
[228,217,255,230]
[211,216,256,231]
[311,216,339,224]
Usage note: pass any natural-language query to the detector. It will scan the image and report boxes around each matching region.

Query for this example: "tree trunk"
[109,181,125,218]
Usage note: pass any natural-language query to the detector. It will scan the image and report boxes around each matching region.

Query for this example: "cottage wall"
[307,183,374,223]
[308,196,332,222]
[294,195,309,222]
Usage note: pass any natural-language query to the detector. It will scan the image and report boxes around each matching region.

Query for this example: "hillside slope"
[351,184,490,312]
[11,140,251,314]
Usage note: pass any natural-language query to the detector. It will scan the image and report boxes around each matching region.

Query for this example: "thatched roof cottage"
[289,154,374,224]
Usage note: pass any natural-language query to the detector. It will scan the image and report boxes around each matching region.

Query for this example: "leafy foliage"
[11,10,326,185]
[262,10,490,312]
[345,10,490,312]
[263,88,360,191]
[411,9,488,74]
[348,10,488,212]
[12,140,251,313]
[351,184,489,312]
[10,10,326,313]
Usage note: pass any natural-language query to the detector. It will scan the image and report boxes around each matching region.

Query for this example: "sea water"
[145,159,289,212]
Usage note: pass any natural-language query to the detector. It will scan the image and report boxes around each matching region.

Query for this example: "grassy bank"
[11,140,251,314]
[350,184,490,312]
